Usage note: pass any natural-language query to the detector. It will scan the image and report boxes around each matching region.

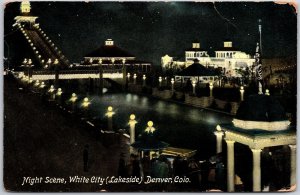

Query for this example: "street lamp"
[145,121,155,133]
[48,85,55,100]
[56,88,62,96]
[106,106,115,131]
[171,78,175,92]
[39,82,45,89]
[22,58,34,79]
[34,80,40,87]
[128,114,137,154]
[82,97,90,108]
[209,82,213,98]
[158,76,162,87]
[69,93,78,112]
[133,73,137,85]
[192,80,196,95]
[56,88,63,105]
[81,97,90,119]
[214,125,224,154]
[240,86,245,101]
[127,73,131,83]
[265,89,270,96]
[70,93,77,103]
[142,74,146,87]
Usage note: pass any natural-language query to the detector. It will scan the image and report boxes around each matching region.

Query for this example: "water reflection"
[68,90,232,158]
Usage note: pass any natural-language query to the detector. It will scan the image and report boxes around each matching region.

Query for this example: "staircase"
[17,23,69,67]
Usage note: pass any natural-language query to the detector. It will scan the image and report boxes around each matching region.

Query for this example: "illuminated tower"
[14,1,38,24]
[20,1,31,14]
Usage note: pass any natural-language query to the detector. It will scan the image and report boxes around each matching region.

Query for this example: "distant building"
[162,40,255,77]
[161,54,185,71]
[80,39,152,73]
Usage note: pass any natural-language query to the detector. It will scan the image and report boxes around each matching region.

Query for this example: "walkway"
[4,75,129,192]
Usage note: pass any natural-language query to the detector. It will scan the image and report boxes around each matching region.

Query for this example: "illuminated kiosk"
[131,121,169,158]
[175,59,218,84]
[219,94,296,192]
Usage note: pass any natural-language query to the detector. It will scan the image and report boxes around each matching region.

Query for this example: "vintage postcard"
[3,0,297,192]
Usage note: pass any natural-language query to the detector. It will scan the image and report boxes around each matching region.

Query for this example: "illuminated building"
[162,40,255,77]
[80,39,152,73]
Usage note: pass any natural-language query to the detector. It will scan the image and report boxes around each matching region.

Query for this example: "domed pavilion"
[216,94,296,192]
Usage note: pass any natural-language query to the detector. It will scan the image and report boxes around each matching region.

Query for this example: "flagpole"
[256,19,263,95]
[258,19,262,56]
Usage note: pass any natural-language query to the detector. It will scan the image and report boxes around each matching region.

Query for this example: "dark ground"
[3,75,134,192]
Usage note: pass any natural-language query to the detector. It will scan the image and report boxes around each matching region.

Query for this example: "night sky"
[4,1,297,65]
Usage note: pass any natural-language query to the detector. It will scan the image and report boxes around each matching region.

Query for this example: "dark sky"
[4,1,297,65]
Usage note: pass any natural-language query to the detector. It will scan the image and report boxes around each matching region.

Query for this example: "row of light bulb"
[18,75,156,132]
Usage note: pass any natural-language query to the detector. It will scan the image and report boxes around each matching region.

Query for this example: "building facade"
[80,39,152,73]
[162,40,255,77]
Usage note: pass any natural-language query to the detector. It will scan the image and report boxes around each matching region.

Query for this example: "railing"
[32,68,123,75]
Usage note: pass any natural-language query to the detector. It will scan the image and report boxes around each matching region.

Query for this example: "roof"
[235,94,288,122]
[131,133,169,151]
[177,61,218,76]
[85,45,135,58]
[161,147,197,158]
[186,48,207,52]
[222,123,295,136]
[215,47,239,51]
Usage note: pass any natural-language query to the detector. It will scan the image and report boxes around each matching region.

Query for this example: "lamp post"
[82,97,90,108]
[56,88,62,96]
[133,73,137,85]
[158,76,162,87]
[48,85,55,100]
[122,59,126,89]
[192,80,196,95]
[209,82,213,98]
[53,58,60,87]
[240,86,245,101]
[106,106,115,131]
[22,58,34,80]
[145,121,155,133]
[142,74,146,87]
[34,80,40,87]
[39,82,45,89]
[128,114,137,154]
[81,97,90,119]
[56,88,63,105]
[171,78,175,92]
[265,89,270,96]
[214,125,224,154]
[127,73,131,83]
[70,93,77,112]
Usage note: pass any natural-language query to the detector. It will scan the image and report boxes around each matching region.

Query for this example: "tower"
[21,1,31,14]
[14,1,38,24]
[224,40,232,48]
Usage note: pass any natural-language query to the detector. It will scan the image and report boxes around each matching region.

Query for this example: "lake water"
[67,84,233,159]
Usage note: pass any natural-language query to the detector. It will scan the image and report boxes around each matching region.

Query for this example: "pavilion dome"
[177,60,218,76]
[232,94,290,131]
[85,39,135,58]
[85,45,135,58]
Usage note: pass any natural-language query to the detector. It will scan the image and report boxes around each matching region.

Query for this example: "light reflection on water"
[72,91,232,158]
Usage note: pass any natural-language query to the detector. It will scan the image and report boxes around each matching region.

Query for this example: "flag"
[255,42,263,94]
